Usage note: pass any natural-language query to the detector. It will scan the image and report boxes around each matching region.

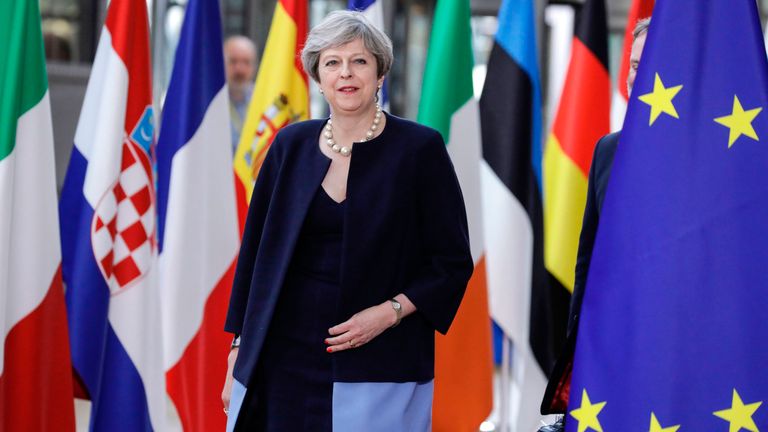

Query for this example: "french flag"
[59,0,165,429]
[156,0,240,430]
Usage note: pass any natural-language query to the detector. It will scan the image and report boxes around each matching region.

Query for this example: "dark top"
[225,113,474,387]
[240,187,344,431]
[541,132,619,414]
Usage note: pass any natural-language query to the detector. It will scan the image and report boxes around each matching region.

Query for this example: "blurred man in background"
[224,35,258,157]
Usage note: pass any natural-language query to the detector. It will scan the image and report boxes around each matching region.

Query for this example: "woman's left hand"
[325,302,396,352]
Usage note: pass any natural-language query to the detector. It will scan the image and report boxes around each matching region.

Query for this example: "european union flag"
[567,0,768,430]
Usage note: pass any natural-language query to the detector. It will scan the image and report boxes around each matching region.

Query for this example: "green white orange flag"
[0,0,75,429]
[418,0,493,429]
[233,0,308,209]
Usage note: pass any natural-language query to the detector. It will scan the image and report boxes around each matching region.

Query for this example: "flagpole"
[152,0,169,118]
[499,336,512,431]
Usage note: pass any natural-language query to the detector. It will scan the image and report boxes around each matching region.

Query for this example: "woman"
[222,10,473,431]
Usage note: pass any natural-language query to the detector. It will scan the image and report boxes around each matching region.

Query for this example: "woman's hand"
[325,302,396,352]
[221,347,239,413]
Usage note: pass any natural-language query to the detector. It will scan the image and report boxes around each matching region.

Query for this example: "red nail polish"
[324,340,329,345]
[326,347,332,353]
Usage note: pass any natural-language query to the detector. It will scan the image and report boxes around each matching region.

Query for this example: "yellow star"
[714,95,763,148]
[713,389,762,432]
[648,412,680,432]
[570,389,606,432]
[638,73,683,125]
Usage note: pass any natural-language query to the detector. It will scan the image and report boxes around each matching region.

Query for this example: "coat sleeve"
[568,136,604,336]
[224,139,283,335]
[402,132,474,335]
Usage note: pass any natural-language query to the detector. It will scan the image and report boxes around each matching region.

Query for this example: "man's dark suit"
[541,131,619,414]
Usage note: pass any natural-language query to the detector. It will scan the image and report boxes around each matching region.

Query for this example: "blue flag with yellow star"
[567,0,768,430]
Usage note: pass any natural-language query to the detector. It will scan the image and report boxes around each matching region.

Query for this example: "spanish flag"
[233,0,308,209]
[543,0,610,300]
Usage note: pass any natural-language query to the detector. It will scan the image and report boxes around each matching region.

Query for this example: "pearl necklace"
[324,104,382,157]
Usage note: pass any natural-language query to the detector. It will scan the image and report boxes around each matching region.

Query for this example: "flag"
[0,1,75,429]
[347,0,389,111]
[543,0,610,326]
[233,0,308,202]
[479,0,567,429]
[418,0,493,429]
[156,0,240,430]
[568,0,768,429]
[610,0,654,131]
[59,0,164,429]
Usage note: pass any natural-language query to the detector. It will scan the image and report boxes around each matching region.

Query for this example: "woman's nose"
[340,62,352,78]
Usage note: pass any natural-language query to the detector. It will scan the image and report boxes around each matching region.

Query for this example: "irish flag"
[0,0,75,429]
[418,0,494,429]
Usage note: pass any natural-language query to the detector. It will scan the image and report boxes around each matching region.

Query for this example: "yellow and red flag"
[233,0,308,221]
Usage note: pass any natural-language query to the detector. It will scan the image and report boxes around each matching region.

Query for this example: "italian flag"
[0,1,75,429]
[418,0,494,429]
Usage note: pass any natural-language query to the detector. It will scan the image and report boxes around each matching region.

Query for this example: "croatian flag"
[348,0,389,110]
[59,0,165,429]
[157,0,240,429]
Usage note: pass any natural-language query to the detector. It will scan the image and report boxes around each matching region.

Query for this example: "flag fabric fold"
[157,0,240,430]
[59,0,164,429]
[233,0,308,202]
[479,0,566,429]
[0,1,75,429]
[419,0,493,429]
[568,0,768,429]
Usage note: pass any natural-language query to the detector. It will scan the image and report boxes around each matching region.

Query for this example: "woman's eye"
[354,58,367,64]
[325,60,338,66]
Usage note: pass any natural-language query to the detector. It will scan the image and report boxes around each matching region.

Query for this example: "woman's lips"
[337,86,358,93]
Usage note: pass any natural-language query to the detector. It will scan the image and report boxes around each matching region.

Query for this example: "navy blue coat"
[541,132,619,414]
[225,113,474,386]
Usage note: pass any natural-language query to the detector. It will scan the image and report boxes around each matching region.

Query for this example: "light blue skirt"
[227,379,433,432]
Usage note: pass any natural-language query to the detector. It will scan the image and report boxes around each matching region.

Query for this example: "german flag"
[233,0,308,218]
[543,0,610,314]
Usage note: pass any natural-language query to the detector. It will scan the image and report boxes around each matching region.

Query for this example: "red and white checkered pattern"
[91,140,156,293]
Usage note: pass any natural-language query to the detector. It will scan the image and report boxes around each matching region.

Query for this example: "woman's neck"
[330,105,379,141]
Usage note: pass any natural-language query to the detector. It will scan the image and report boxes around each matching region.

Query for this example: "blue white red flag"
[156,0,240,429]
[59,0,164,429]
[348,0,389,111]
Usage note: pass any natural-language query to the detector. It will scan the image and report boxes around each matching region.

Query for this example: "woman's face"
[318,38,383,116]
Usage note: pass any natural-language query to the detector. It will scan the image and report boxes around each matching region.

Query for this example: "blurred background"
[42,0,768,194]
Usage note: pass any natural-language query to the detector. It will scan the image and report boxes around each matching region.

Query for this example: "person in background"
[224,35,258,157]
[221,10,473,432]
[539,17,650,423]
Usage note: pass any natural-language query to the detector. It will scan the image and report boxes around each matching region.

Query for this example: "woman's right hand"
[222,347,239,412]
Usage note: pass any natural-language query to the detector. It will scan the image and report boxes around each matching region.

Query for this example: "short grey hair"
[301,10,393,83]
[633,17,651,40]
